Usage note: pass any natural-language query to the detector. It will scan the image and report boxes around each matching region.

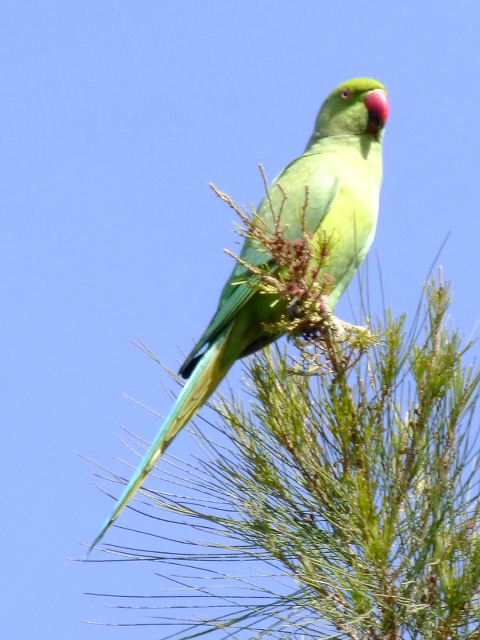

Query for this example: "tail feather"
[87,328,232,554]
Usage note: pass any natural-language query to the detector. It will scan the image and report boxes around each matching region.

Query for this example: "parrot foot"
[317,296,371,342]
[331,317,370,340]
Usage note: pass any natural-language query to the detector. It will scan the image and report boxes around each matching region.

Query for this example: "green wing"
[179,151,339,377]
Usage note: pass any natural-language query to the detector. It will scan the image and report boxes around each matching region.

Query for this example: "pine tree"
[89,188,480,639]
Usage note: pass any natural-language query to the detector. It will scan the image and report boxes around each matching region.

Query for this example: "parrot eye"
[340,88,351,100]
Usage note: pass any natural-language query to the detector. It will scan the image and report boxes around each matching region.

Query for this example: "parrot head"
[312,77,388,141]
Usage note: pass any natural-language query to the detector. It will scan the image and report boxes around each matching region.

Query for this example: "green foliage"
[92,272,480,640]
[198,273,480,639]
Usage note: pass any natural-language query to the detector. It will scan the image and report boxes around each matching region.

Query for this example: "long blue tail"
[87,329,231,554]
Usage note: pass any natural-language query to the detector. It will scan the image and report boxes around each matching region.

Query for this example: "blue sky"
[2,1,480,637]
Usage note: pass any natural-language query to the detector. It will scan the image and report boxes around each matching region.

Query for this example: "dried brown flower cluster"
[209,175,340,340]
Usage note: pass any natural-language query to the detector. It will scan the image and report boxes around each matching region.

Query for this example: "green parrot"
[89,77,388,552]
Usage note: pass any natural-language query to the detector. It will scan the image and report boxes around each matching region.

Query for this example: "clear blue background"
[2,1,480,637]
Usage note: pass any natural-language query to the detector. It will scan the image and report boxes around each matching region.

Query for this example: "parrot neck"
[305,131,383,153]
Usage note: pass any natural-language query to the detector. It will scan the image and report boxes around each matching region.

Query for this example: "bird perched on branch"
[89,76,389,553]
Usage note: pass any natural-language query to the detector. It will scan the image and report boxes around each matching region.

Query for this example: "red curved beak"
[364,89,389,132]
